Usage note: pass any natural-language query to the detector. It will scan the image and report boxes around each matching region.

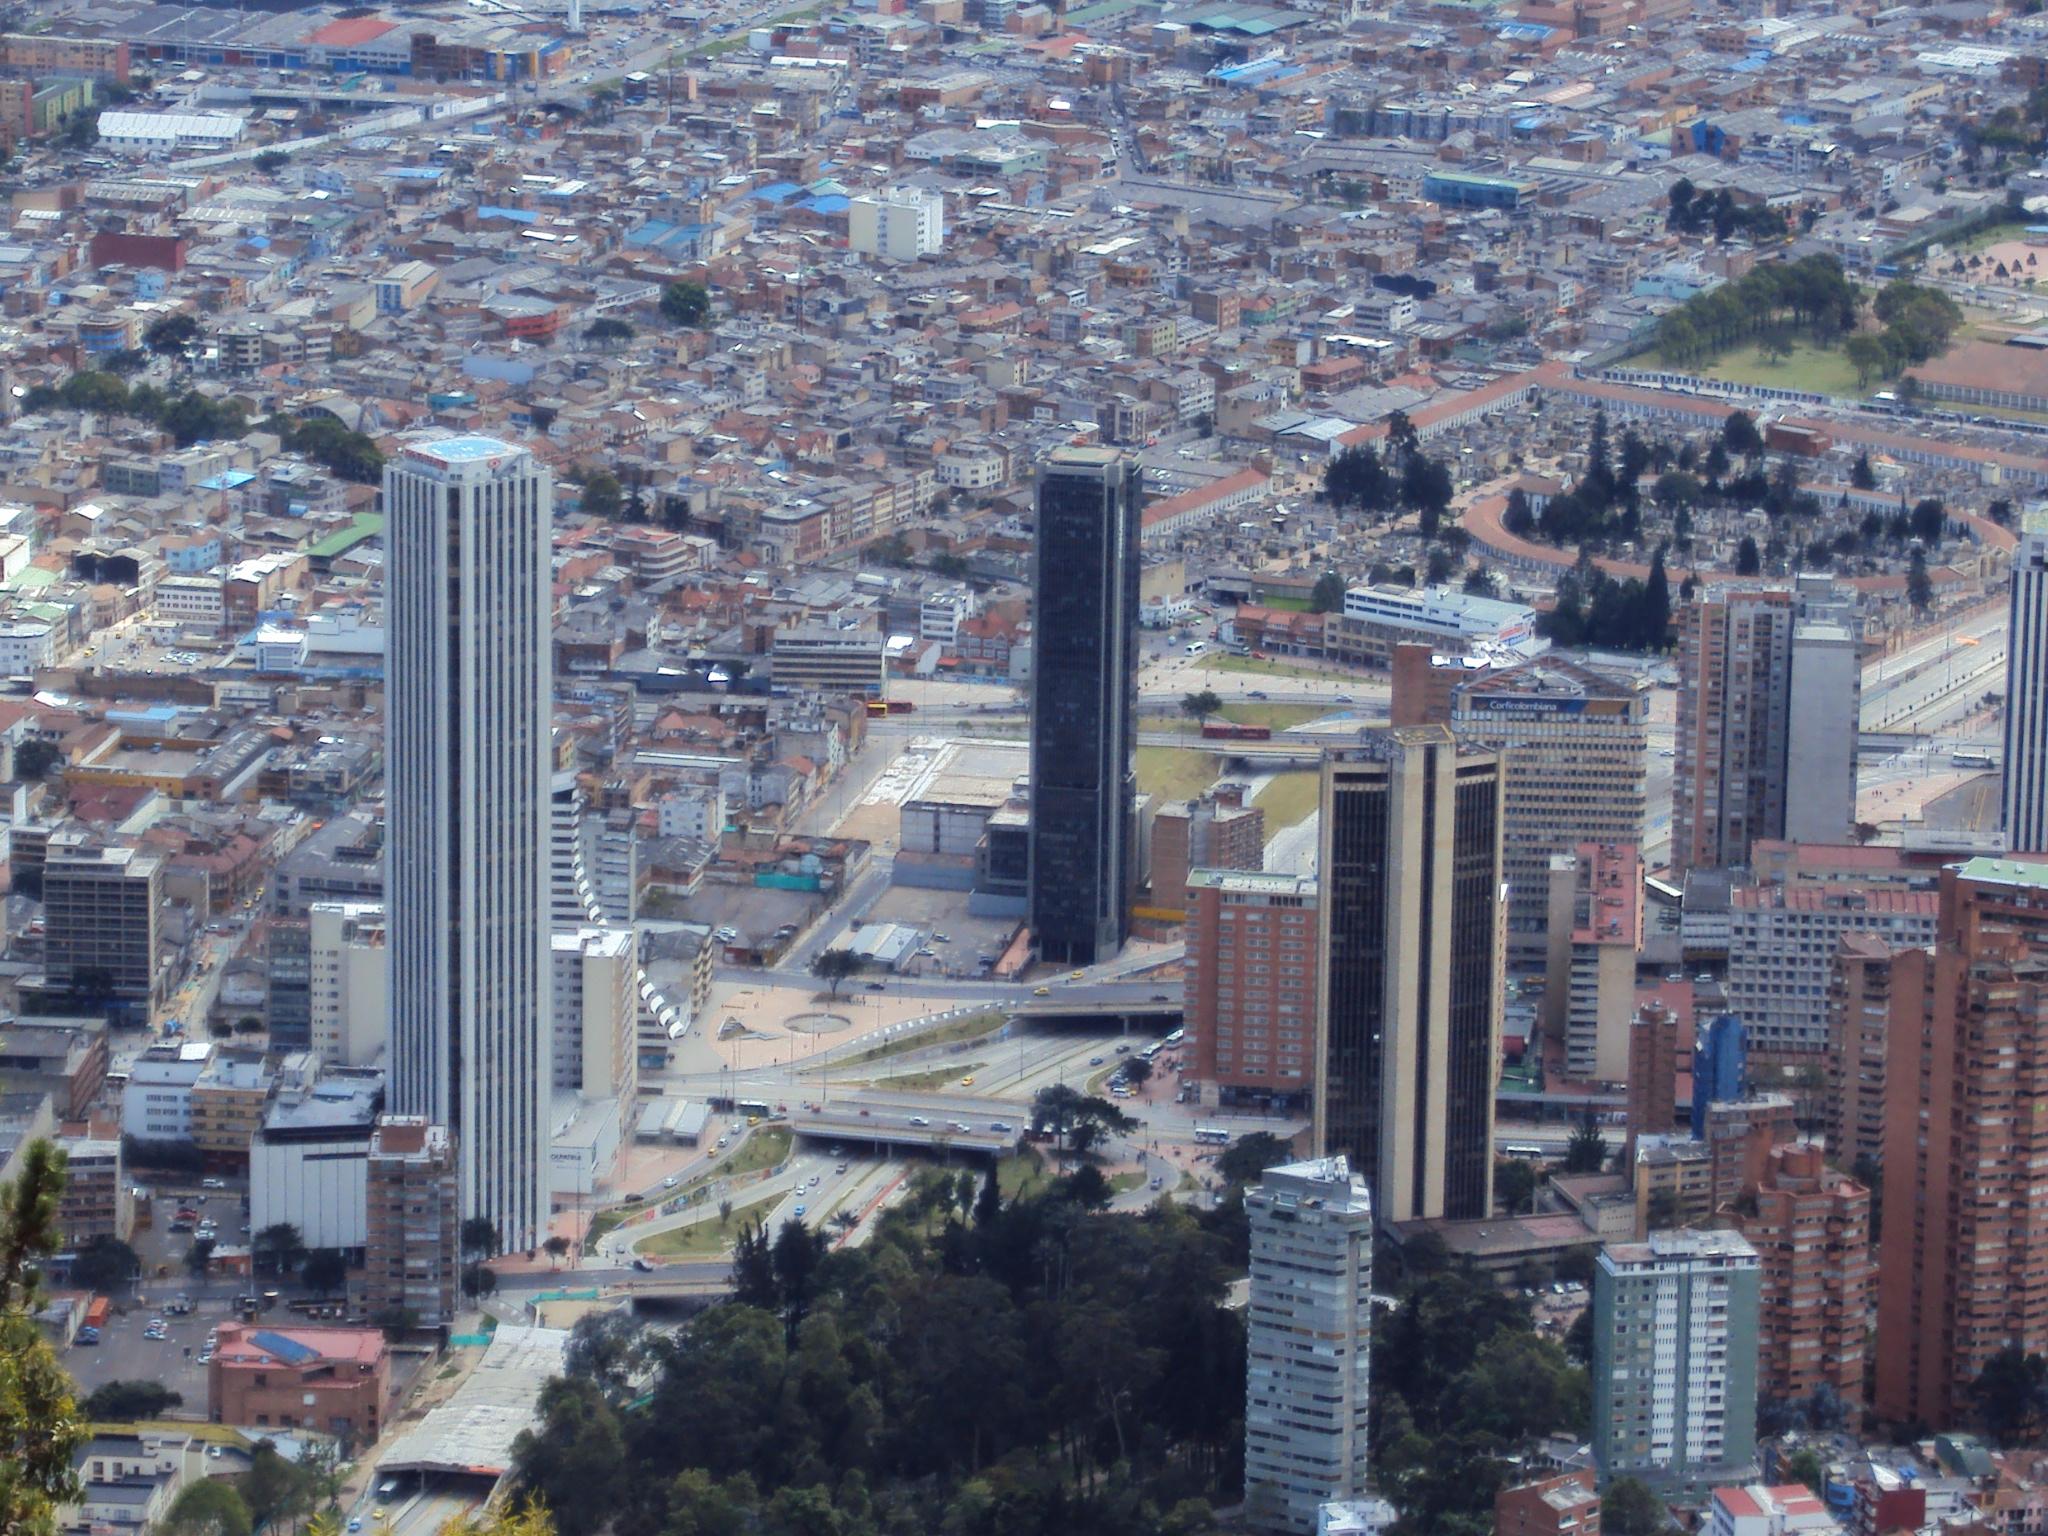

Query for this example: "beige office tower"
[1450,657,1648,960]
[1316,726,1505,1223]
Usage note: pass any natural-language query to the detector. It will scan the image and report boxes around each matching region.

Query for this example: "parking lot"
[67,1292,229,1413]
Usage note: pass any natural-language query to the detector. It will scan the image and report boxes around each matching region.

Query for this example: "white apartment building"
[658,785,726,842]
[551,926,638,1102]
[920,586,976,645]
[309,901,388,1068]
[121,1043,214,1142]
[1245,1158,1373,1536]
[1725,884,1938,1056]
[0,620,54,674]
[1593,1230,1761,1491]
[154,576,225,630]
[847,188,945,260]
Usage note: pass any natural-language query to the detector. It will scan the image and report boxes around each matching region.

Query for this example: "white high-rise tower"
[1244,1157,1373,1536]
[2003,515,2048,854]
[386,436,554,1253]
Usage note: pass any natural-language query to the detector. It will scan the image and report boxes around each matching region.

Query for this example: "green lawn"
[998,1146,1050,1200]
[1633,338,1862,398]
[1109,1171,1147,1196]
[1256,771,1321,839]
[721,1126,792,1180]
[636,1192,781,1258]
[1136,746,1223,802]
[1199,653,1343,681]
[837,1011,1004,1068]
[870,1061,986,1092]
[1255,594,1313,612]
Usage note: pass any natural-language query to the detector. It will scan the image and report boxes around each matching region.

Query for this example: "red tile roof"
[308,15,397,44]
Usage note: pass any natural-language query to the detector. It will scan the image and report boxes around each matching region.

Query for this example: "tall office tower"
[1593,1230,1760,1491]
[1244,1157,1373,1536]
[1625,1002,1680,1164]
[1689,1013,1746,1138]
[42,835,163,1024]
[1783,624,1861,846]
[386,436,554,1253]
[1739,1143,1871,1410]
[1450,657,1648,959]
[1316,727,1505,1223]
[1187,869,1319,1107]
[1543,842,1644,1081]
[1029,446,1140,966]
[2004,517,2048,852]
[1876,855,2048,1427]
[1825,932,1894,1168]
[1672,590,1795,877]
[550,927,638,1101]
[363,1116,459,1330]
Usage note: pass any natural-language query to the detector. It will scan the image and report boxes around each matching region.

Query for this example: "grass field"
[870,1061,986,1092]
[721,1126,792,1179]
[998,1146,1051,1200]
[836,1011,1004,1069]
[637,1192,781,1258]
[1136,746,1223,802]
[1109,1171,1147,1196]
[1632,338,1861,398]
[1199,653,1342,680]
[1256,771,1321,839]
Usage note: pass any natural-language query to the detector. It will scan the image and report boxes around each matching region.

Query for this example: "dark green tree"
[1603,1476,1676,1536]
[1563,1115,1607,1174]
[660,281,710,327]
[82,1380,183,1420]
[1310,571,1346,613]
[809,949,864,999]
[1907,546,1932,612]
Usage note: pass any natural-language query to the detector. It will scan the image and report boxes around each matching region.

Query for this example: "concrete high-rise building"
[1876,855,2048,1428]
[1626,1002,1681,1164]
[1739,1143,1871,1410]
[41,835,163,1023]
[1317,727,1504,1223]
[386,436,554,1253]
[1451,657,1648,958]
[1593,1230,1760,1491]
[309,902,388,1068]
[1244,1157,1373,1536]
[1690,1014,1746,1138]
[363,1116,458,1330]
[1783,625,1861,846]
[2004,518,2048,852]
[1825,932,1894,1169]
[1724,884,1938,1065]
[1152,785,1264,904]
[1187,869,1318,1106]
[1673,590,1795,878]
[847,189,946,261]
[1029,447,1140,966]
[550,927,638,1102]
[1544,842,1644,1082]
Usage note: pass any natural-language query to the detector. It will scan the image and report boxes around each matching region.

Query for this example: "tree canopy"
[2,1139,85,1536]
[513,1178,1247,1536]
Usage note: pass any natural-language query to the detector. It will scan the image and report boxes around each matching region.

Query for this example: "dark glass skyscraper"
[1030,446,1140,967]
[1316,727,1504,1223]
